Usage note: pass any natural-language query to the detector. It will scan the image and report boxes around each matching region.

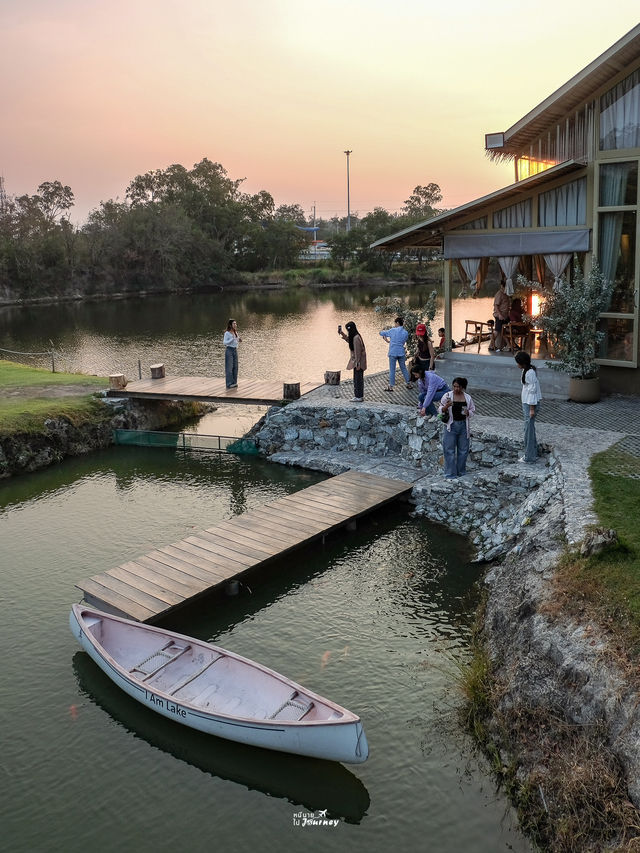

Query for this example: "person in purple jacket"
[411,366,451,418]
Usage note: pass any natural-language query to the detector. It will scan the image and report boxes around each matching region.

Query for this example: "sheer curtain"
[538,179,587,226]
[598,162,635,284]
[543,254,572,290]
[458,258,481,295]
[497,257,519,296]
[493,200,532,229]
[599,68,640,150]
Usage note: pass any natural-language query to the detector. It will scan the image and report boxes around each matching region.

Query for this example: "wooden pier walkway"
[76,471,411,622]
[107,375,322,405]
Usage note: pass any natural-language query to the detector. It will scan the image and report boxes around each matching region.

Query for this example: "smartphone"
[338,325,342,333]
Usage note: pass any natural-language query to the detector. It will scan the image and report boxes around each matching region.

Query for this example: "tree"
[403,183,443,221]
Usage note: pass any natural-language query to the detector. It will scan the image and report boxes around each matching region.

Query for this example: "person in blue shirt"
[411,366,451,418]
[379,317,411,391]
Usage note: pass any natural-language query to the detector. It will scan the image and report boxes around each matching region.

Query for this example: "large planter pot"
[568,375,600,403]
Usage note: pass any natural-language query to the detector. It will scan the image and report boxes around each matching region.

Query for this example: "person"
[437,328,446,350]
[379,317,411,391]
[508,297,531,352]
[338,321,367,402]
[438,377,476,479]
[413,323,435,372]
[515,351,542,463]
[489,281,510,351]
[509,297,524,325]
[411,366,451,418]
[223,318,241,388]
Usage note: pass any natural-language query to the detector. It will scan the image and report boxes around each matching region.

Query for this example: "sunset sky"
[2,1,639,225]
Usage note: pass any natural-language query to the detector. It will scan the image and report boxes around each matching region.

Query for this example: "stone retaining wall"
[254,401,563,562]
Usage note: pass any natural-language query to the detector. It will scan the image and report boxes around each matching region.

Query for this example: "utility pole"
[344,150,352,232]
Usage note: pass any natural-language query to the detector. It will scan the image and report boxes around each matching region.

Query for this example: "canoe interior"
[81,611,347,724]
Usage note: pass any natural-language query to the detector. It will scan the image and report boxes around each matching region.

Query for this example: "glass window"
[598,210,636,313]
[599,162,638,206]
[538,178,587,226]
[596,317,636,362]
[599,68,640,150]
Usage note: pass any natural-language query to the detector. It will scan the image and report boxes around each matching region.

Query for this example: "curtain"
[599,67,640,150]
[458,257,481,296]
[493,200,532,229]
[497,256,519,296]
[543,253,572,290]
[598,163,635,286]
[538,178,587,226]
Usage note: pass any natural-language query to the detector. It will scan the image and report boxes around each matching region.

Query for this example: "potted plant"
[532,262,615,403]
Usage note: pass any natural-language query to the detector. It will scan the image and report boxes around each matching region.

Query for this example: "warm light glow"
[531,293,543,317]
[516,158,557,182]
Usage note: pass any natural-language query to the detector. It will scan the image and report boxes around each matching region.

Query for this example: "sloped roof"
[371,160,586,250]
[488,23,640,159]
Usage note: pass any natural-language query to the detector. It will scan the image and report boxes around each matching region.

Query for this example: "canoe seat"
[269,693,314,721]
[131,641,191,679]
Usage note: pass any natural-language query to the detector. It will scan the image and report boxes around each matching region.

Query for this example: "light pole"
[344,150,352,232]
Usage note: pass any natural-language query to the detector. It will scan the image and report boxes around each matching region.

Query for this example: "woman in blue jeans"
[438,377,476,478]
[379,317,410,391]
[515,351,542,462]
[223,319,241,388]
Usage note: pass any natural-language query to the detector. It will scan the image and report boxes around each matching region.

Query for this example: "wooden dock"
[76,471,412,622]
[107,375,322,405]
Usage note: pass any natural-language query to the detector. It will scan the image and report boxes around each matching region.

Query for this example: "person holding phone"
[338,321,367,402]
[438,377,476,478]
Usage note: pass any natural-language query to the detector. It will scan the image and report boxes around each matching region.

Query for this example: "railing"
[112,429,258,455]
[0,344,57,372]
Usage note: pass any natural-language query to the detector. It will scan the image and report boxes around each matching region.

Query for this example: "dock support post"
[150,363,165,379]
[283,382,301,400]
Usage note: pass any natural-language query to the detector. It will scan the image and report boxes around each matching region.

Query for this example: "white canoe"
[70,605,369,764]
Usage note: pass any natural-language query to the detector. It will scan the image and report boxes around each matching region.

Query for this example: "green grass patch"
[0,359,107,389]
[0,396,110,437]
[551,446,640,655]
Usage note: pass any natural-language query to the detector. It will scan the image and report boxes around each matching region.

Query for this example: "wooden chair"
[503,323,530,353]
[463,320,489,353]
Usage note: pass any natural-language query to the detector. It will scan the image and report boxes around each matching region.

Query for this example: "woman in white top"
[514,351,542,463]
[223,319,241,388]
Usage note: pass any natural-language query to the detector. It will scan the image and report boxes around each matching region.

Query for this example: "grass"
[549,447,640,657]
[0,359,107,389]
[0,360,109,437]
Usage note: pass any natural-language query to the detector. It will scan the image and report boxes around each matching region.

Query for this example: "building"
[372,24,640,394]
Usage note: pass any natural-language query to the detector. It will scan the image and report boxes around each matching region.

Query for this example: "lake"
[0,288,531,852]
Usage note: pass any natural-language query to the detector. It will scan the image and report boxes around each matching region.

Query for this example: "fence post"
[138,359,142,379]
[49,341,56,373]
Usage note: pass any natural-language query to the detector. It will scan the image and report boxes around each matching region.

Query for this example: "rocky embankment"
[0,396,208,478]
[253,399,640,847]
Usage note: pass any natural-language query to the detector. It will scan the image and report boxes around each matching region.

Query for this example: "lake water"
[0,288,531,851]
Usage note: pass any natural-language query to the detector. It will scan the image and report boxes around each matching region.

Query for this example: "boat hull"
[69,605,368,764]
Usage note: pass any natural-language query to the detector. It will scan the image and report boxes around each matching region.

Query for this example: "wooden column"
[324,370,341,385]
[109,374,127,390]
[444,260,452,349]
[283,382,301,400]
[150,363,165,379]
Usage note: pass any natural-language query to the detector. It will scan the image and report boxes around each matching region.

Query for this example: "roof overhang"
[487,23,640,159]
[371,160,586,251]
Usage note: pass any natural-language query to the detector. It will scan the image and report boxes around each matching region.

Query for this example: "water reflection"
[72,652,371,823]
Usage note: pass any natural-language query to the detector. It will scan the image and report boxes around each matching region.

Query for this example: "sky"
[2,1,639,225]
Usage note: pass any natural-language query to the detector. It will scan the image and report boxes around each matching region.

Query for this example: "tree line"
[0,158,443,300]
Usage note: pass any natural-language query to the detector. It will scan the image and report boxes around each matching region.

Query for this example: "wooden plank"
[105,565,186,607]
[276,492,352,520]
[154,546,235,582]
[183,535,260,568]
[161,542,245,577]
[249,504,328,533]
[133,555,209,593]
[114,559,200,597]
[214,518,304,549]
[196,529,282,560]
[76,577,159,622]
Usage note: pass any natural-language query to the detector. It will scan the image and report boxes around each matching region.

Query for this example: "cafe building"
[372,23,640,395]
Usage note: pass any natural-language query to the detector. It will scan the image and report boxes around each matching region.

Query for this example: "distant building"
[373,24,640,394]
